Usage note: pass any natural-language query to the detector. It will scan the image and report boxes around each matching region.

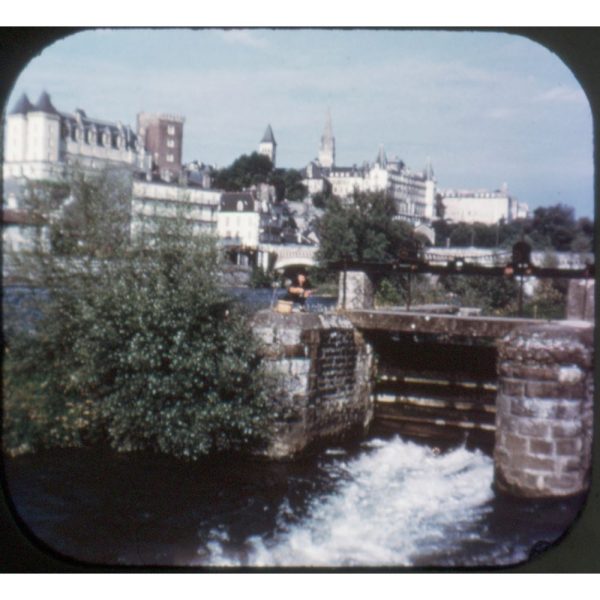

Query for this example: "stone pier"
[337,270,375,310]
[494,322,594,498]
[252,311,374,459]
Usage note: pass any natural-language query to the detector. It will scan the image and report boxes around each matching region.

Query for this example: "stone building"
[258,124,277,167]
[302,114,436,228]
[216,192,262,249]
[439,184,529,224]
[136,112,185,182]
[2,91,151,183]
[130,173,221,240]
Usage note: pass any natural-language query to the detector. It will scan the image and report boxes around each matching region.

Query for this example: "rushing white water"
[199,436,495,567]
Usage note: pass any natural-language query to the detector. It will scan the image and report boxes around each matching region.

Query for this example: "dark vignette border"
[0,25,598,574]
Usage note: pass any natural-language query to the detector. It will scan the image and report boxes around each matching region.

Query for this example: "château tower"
[258,124,277,166]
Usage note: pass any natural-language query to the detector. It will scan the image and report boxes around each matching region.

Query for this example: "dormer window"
[102,131,110,147]
[237,200,244,212]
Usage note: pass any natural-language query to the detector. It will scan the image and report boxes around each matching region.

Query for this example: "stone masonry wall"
[337,270,375,310]
[494,323,594,498]
[252,311,374,459]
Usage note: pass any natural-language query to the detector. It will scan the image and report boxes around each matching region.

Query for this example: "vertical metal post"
[407,270,412,311]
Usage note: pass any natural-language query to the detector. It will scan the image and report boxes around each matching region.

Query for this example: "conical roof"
[34,91,59,115]
[375,144,387,167]
[10,93,33,115]
[261,124,276,144]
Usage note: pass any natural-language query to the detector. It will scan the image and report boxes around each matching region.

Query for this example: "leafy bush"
[4,173,275,459]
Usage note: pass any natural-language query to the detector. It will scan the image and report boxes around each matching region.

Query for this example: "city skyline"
[4,28,594,218]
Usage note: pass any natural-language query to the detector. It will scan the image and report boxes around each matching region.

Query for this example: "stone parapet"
[494,322,594,498]
[252,311,374,458]
[337,270,375,310]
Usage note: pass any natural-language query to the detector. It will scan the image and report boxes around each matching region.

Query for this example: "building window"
[167,138,175,148]
[167,125,175,135]
[166,153,174,163]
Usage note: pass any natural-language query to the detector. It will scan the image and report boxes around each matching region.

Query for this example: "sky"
[4,28,595,218]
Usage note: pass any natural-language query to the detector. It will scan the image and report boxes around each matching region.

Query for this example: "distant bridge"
[256,242,593,277]
[423,247,593,270]
[258,243,318,271]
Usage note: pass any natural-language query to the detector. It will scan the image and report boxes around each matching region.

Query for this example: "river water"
[1,285,587,568]
[3,434,586,569]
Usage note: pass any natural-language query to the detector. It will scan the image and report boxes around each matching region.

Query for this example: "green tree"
[213,152,273,191]
[525,204,578,251]
[282,169,307,201]
[316,191,415,266]
[4,173,274,459]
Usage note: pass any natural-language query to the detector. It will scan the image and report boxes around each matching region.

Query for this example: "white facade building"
[439,185,529,224]
[216,192,261,248]
[130,177,221,239]
[303,120,437,228]
[3,92,151,184]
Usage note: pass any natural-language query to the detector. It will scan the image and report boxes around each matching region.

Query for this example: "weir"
[252,267,595,500]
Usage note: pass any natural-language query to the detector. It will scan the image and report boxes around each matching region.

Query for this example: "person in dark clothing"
[286,272,313,309]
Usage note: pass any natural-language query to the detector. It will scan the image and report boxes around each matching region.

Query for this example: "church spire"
[258,124,276,166]
[318,109,335,169]
[375,144,387,168]
[425,156,434,180]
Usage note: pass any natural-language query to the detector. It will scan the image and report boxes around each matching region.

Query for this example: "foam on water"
[199,436,494,567]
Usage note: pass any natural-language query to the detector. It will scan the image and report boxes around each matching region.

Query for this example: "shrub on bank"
[3,173,275,459]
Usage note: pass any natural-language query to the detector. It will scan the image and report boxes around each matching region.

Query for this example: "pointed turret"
[258,124,277,166]
[10,93,34,115]
[375,144,387,168]
[261,124,276,145]
[34,91,59,115]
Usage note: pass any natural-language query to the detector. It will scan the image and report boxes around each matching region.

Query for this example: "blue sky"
[5,28,594,218]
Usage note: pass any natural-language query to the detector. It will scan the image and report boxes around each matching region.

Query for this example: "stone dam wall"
[252,310,374,459]
[252,277,594,499]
